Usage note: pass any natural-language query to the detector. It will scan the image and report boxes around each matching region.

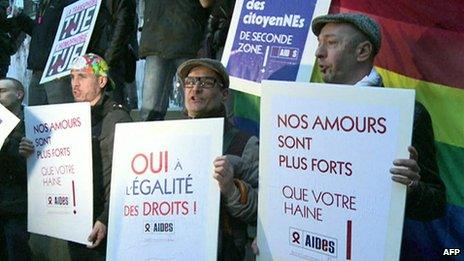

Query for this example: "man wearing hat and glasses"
[19,53,132,260]
[177,58,259,260]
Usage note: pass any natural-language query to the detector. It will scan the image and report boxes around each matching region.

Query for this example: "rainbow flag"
[329,1,463,259]
[233,0,464,258]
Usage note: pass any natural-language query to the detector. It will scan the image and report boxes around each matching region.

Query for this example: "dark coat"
[89,0,136,66]
[90,95,132,225]
[0,111,27,217]
[199,0,235,58]
[405,101,446,221]
[139,0,209,59]
[0,5,15,69]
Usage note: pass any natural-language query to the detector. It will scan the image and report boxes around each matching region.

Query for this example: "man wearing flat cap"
[311,12,445,221]
[19,53,132,260]
[251,13,446,258]
[177,58,258,260]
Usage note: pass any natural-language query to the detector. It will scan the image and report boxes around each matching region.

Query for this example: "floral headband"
[71,53,109,77]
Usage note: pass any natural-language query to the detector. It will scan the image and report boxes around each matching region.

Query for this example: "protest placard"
[0,103,20,149]
[222,0,331,96]
[107,118,223,260]
[25,102,93,244]
[40,0,102,84]
[257,81,415,260]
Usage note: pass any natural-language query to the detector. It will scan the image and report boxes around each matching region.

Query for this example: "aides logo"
[46,194,69,208]
[443,248,461,256]
[144,221,175,235]
[289,227,337,258]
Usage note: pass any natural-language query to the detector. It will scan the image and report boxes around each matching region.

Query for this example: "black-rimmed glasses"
[183,76,223,89]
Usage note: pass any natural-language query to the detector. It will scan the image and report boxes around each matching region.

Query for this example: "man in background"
[0,77,32,260]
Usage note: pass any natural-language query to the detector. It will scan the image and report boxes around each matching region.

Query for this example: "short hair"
[347,26,370,49]
[1,77,24,93]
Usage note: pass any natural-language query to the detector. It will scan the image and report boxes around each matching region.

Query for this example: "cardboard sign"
[258,81,415,260]
[40,0,102,84]
[107,118,223,260]
[222,0,331,96]
[25,102,93,244]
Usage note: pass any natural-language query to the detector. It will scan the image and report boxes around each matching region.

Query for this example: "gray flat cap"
[312,13,381,54]
[177,58,229,89]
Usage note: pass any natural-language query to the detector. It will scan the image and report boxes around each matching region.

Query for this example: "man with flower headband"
[19,53,132,260]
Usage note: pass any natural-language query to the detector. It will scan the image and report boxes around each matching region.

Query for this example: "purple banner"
[227,0,317,83]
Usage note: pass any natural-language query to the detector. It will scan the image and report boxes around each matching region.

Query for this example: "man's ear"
[17,90,24,102]
[356,41,373,62]
[98,76,108,89]
[221,88,230,103]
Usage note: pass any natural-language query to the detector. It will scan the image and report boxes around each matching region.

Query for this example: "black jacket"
[88,0,136,66]
[0,5,15,67]
[90,95,132,225]
[0,111,27,217]
[405,101,446,221]
[200,0,235,59]
[139,0,209,59]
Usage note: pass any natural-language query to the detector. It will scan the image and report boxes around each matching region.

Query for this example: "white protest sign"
[0,103,20,149]
[25,102,93,244]
[107,118,223,260]
[258,81,415,260]
[40,0,102,84]
[222,0,331,96]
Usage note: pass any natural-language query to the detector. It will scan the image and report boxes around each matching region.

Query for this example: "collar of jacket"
[90,94,112,124]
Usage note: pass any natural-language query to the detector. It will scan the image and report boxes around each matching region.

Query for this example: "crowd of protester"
[0,0,446,260]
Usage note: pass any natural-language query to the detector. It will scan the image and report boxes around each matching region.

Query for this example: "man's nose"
[191,83,203,92]
[315,44,326,59]
[71,80,79,89]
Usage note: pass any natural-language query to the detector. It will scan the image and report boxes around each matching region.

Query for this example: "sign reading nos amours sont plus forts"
[258,81,415,260]
[25,103,93,245]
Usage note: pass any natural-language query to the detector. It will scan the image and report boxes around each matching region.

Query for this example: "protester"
[13,0,75,105]
[311,13,445,221]
[313,12,446,258]
[14,0,136,106]
[0,2,15,78]
[0,77,32,260]
[19,53,132,260]
[199,0,236,60]
[177,58,258,260]
[138,0,209,121]
[89,0,137,107]
[251,12,446,258]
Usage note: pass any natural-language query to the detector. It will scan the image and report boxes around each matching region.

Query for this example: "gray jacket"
[219,126,259,260]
